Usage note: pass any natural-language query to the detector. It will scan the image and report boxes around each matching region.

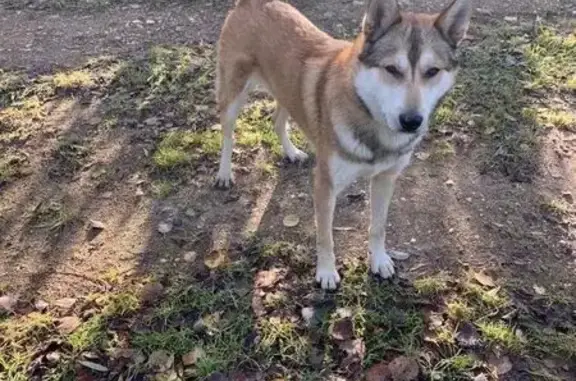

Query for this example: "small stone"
[34,299,49,311]
[144,116,159,126]
[301,307,315,325]
[46,352,61,363]
[0,294,17,313]
[157,221,173,234]
[504,16,518,23]
[89,219,106,230]
[183,251,198,262]
[145,19,155,25]
[445,179,455,186]
[210,124,222,131]
[54,298,77,310]
[135,187,145,196]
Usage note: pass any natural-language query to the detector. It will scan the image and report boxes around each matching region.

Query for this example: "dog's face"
[355,0,471,135]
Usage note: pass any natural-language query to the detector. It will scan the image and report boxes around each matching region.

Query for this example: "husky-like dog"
[214,0,471,289]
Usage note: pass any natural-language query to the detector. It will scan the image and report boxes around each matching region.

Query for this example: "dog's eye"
[384,65,402,77]
[424,67,440,78]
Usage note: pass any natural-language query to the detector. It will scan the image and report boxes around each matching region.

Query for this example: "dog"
[214,0,471,289]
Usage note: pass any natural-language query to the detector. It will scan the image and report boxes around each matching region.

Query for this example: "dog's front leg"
[314,168,340,290]
[369,171,409,278]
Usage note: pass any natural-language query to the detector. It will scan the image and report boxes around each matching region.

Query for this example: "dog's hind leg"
[215,58,253,188]
[273,106,308,163]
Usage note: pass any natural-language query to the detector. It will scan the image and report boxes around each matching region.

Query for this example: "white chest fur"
[329,151,412,194]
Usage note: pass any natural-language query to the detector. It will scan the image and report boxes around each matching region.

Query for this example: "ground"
[0,0,575,380]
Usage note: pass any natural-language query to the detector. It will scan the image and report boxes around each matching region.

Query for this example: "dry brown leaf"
[388,356,419,381]
[488,354,513,375]
[147,350,174,373]
[204,249,228,269]
[57,316,82,334]
[141,283,164,304]
[473,271,496,287]
[366,362,392,381]
[456,322,481,348]
[330,318,354,341]
[182,347,205,366]
[255,269,282,289]
[282,214,300,227]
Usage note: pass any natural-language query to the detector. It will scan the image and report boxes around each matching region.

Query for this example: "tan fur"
[215,0,471,289]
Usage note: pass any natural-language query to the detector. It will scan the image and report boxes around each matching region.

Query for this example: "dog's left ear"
[435,0,472,47]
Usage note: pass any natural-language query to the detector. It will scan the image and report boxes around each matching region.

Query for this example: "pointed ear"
[435,0,472,47]
[362,0,401,42]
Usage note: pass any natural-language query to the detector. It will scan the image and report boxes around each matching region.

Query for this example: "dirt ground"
[0,1,575,381]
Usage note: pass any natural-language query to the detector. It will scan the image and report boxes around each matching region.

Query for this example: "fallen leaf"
[57,316,82,334]
[147,350,174,373]
[366,362,391,381]
[330,318,354,341]
[78,360,109,373]
[282,214,300,227]
[141,283,164,304]
[255,269,282,289]
[204,249,228,269]
[182,347,205,366]
[504,16,518,22]
[54,297,77,310]
[339,338,366,358]
[456,322,481,348]
[533,284,547,295]
[388,356,419,381]
[488,354,513,375]
[473,271,496,287]
[0,294,17,313]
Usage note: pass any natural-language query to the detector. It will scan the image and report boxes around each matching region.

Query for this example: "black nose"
[399,112,423,132]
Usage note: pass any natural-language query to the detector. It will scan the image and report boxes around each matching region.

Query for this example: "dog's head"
[354,0,471,135]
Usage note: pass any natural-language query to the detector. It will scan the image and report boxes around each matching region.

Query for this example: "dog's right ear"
[362,0,401,42]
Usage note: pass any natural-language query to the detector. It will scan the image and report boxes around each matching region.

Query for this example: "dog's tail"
[235,0,273,8]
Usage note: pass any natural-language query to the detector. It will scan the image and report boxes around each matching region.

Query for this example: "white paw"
[214,171,234,189]
[285,148,309,163]
[370,251,396,279]
[315,265,341,290]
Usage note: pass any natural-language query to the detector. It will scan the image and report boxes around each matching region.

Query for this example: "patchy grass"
[477,321,523,352]
[413,274,449,296]
[536,108,576,131]
[52,70,95,91]
[524,27,576,90]
[29,199,76,234]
